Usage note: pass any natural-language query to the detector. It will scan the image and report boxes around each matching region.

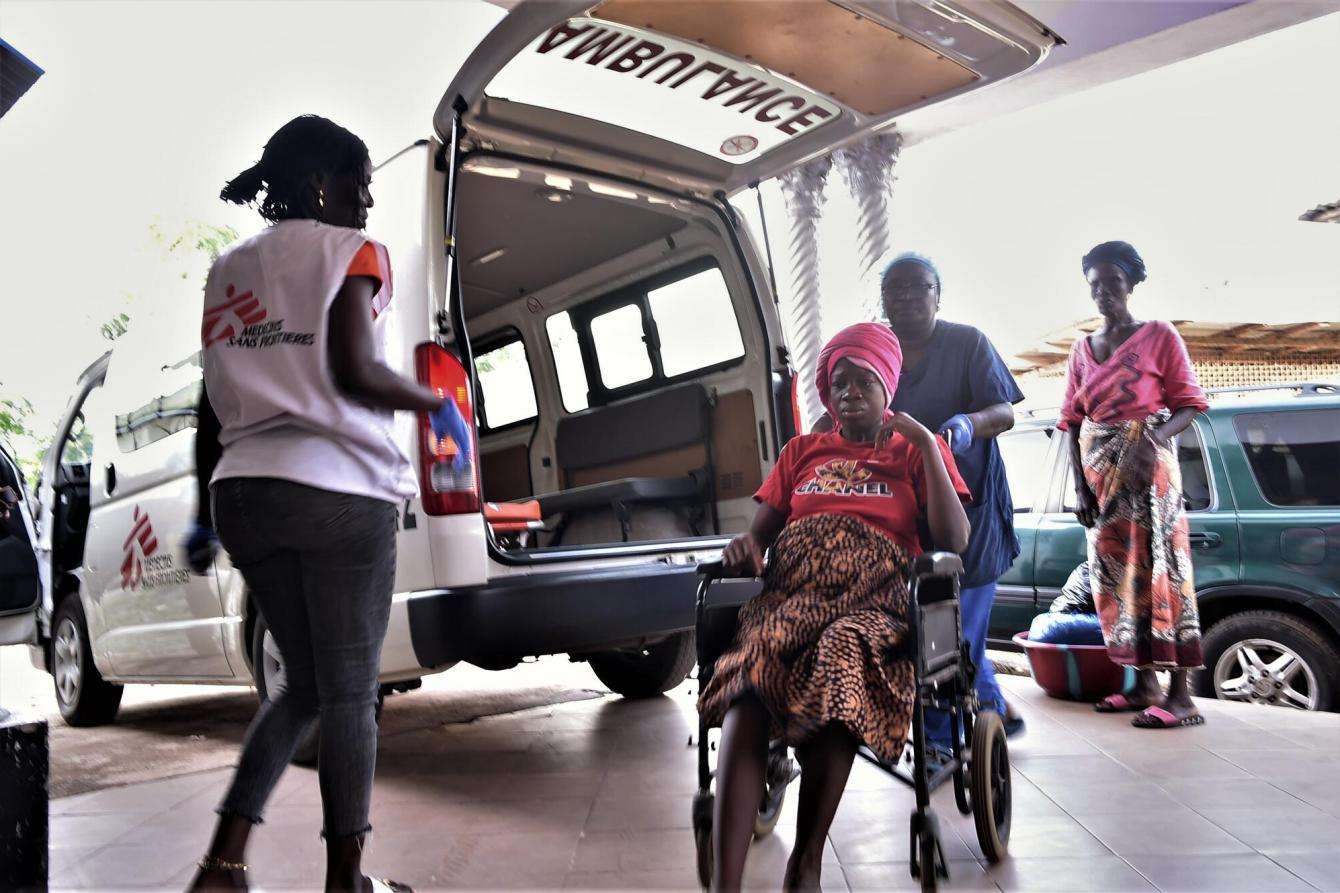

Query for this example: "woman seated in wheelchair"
[699,322,971,891]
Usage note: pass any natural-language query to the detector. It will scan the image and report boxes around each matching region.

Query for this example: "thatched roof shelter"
[1010,319,1340,389]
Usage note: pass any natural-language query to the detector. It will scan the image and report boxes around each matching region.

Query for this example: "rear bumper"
[406,562,704,668]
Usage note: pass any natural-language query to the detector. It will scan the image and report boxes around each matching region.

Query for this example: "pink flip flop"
[1093,693,1144,713]
[1131,706,1204,729]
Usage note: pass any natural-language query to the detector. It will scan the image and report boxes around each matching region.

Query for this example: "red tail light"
[414,341,480,516]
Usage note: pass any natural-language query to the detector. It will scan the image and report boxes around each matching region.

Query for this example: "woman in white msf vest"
[186,116,467,893]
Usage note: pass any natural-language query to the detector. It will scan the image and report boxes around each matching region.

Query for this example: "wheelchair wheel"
[692,790,714,889]
[969,710,1012,863]
[953,712,973,816]
[917,831,939,893]
[754,750,799,838]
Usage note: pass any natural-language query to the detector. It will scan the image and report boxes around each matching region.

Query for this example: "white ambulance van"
[1,1,1057,733]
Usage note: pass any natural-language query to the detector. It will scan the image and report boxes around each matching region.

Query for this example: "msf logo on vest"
[121,506,159,590]
[120,506,189,592]
[202,285,268,348]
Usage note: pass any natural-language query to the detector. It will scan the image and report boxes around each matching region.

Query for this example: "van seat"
[540,383,714,542]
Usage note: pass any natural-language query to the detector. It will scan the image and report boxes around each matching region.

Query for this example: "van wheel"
[252,615,320,766]
[51,595,123,727]
[588,631,696,698]
[251,614,385,767]
[1194,611,1338,712]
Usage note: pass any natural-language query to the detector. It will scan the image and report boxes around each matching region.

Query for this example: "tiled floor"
[46,673,1340,891]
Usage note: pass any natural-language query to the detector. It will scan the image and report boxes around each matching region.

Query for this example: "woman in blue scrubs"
[817,252,1025,744]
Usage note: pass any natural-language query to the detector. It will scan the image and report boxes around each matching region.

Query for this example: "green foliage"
[0,389,47,486]
[150,220,240,275]
[100,310,131,342]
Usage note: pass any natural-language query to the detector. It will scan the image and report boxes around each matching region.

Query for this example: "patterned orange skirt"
[697,513,916,765]
[1079,414,1203,668]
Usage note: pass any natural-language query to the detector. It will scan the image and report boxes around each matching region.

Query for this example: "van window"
[60,412,95,466]
[648,269,745,377]
[474,334,538,431]
[590,303,653,389]
[997,428,1052,513]
[544,260,744,411]
[115,364,201,453]
[1234,409,1340,506]
[546,312,590,413]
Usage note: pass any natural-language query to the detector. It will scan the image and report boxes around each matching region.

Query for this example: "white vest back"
[202,219,415,504]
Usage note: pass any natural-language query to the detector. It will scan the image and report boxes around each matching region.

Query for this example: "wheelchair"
[690,552,1011,893]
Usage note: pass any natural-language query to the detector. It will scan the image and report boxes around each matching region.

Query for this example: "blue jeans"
[213,478,396,838]
[925,581,1004,748]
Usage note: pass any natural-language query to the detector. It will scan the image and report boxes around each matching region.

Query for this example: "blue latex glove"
[430,398,473,470]
[938,413,975,455]
[184,521,219,575]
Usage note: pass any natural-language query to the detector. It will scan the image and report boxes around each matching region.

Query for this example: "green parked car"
[993,382,1340,711]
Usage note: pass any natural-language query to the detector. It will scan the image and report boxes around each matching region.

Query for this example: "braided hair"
[221,115,369,223]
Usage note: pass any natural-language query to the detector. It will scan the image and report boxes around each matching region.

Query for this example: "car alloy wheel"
[53,616,83,707]
[1213,637,1318,710]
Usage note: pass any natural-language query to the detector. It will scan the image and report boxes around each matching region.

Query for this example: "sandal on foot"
[1094,693,1146,713]
[370,879,414,893]
[1131,706,1204,729]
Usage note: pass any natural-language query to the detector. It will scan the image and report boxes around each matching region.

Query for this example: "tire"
[692,790,714,890]
[251,614,319,766]
[1194,610,1338,712]
[251,614,385,767]
[753,749,797,838]
[588,631,696,698]
[51,595,123,727]
[918,832,938,893]
[970,710,1011,863]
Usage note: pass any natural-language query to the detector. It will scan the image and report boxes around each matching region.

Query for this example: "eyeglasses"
[882,282,938,298]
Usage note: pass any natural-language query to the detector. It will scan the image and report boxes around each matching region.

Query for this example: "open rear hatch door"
[438,0,1059,196]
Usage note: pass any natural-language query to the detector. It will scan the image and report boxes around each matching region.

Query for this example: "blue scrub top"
[890,321,1024,587]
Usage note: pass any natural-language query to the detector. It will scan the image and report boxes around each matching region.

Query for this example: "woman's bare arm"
[328,276,443,412]
[918,442,970,553]
[1152,406,1198,445]
[721,503,788,576]
[885,413,969,552]
[966,402,1016,440]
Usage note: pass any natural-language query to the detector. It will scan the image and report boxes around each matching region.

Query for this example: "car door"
[0,441,43,646]
[82,350,235,679]
[991,423,1060,645]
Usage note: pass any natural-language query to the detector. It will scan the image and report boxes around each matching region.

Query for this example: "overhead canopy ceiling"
[456,169,688,317]
[899,0,1337,146]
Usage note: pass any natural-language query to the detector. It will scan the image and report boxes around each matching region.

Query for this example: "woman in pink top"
[1060,241,1210,729]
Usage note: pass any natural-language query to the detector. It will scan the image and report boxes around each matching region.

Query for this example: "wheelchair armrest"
[697,558,725,579]
[913,551,963,579]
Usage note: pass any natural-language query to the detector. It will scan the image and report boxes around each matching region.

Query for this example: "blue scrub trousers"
[924,581,1004,748]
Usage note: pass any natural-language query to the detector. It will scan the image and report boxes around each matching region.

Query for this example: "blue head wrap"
[1082,241,1147,286]
[880,252,941,290]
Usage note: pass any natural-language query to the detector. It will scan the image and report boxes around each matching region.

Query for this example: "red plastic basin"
[1013,632,1135,702]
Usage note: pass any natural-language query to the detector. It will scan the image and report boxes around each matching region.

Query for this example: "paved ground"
[33,659,1340,892]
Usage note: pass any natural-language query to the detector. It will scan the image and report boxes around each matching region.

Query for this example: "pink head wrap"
[815,323,903,419]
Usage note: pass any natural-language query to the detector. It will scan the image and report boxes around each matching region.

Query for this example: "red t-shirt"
[756,431,972,555]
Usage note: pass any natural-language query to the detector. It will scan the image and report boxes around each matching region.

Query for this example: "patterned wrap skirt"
[1079,413,1204,668]
[696,513,916,765]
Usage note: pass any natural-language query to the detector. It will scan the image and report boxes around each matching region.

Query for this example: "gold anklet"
[199,856,249,872]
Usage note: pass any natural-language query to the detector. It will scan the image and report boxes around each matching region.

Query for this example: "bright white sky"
[2,2,1338,441]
